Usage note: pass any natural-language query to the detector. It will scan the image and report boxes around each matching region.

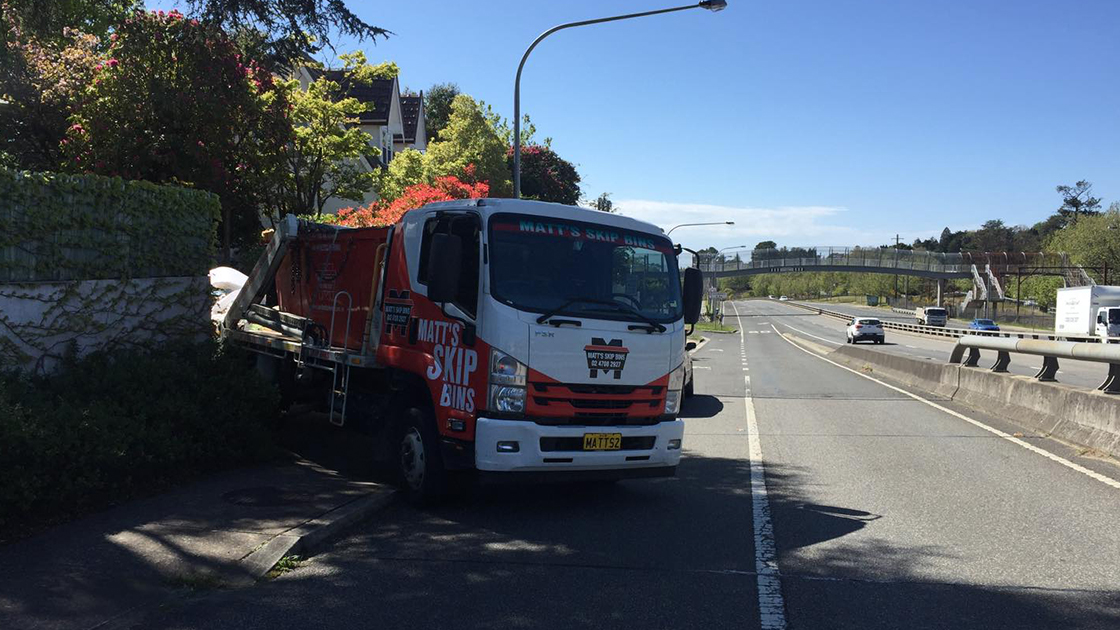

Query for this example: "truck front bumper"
[474,417,685,473]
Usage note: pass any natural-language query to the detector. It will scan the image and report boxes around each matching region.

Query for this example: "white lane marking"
[770,321,843,346]
[905,345,919,349]
[732,302,789,629]
[769,323,1120,491]
[694,366,712,370]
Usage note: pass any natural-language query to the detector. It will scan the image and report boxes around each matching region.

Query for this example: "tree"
[1047,206,1120,283]
[2,0,138,44]
[0,11,101,170]
[65,10,293,259]
[968,219,1013,252]
[275,52,394,218]
[508,144,580,205]
[185,0,390,63]
[1056,180,1102,226]
[938,228,953,252]
[754,240,777,251]
[424,94,512,197]
[424,82,459,143]
[912,236,938,251]
[378,147,426,203]
[587,192,615,213]
[336,174,488,228]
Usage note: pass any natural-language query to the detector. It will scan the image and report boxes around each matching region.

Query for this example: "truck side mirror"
[683,267,703,325]
[427,233,461,304]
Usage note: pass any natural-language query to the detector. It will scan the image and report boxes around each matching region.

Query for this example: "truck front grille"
[527,381,665,420]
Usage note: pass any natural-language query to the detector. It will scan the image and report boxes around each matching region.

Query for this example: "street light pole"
[513,1,728,198]
[667,220,734,235]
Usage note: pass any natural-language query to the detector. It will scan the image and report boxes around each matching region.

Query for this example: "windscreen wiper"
[536,296,666,333]
[536,297,605,325]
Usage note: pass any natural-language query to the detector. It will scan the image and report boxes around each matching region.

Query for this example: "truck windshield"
[488,213,682,324]
[1110,309,1120,324]
[927,309,947,316]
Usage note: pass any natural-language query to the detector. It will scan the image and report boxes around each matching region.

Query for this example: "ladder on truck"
[221,215,375,427]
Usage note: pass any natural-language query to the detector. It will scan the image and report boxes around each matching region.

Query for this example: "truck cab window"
[418,214,480,317]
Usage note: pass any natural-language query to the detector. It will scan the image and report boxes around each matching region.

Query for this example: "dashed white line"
[732,302,788,629]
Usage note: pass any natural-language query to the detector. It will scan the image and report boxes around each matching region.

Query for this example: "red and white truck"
[221,198,703,501]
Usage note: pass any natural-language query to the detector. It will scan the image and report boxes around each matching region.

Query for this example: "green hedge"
[0,168,220,282]
[0,341,280,537]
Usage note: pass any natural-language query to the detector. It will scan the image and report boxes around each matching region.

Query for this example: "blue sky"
[158,1,1120,253]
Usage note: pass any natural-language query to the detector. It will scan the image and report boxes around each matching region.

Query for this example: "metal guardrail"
[783,300,1104,344]
[948,336,1120,394]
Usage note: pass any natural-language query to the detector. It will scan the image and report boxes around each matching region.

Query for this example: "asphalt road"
[133,300,1120,629]
[771,300,1109,390]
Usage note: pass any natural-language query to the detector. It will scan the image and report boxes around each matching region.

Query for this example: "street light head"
[725,221,735,225]
[700,0,728,12]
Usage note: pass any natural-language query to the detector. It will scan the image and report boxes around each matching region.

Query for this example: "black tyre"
[396,405,448,505]
[684,376,695,398]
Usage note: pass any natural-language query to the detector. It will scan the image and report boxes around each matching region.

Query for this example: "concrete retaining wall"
[829,343,1120,459]
[0,277,210,373]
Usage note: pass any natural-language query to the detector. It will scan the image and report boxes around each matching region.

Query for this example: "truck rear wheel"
[396,405,448,505]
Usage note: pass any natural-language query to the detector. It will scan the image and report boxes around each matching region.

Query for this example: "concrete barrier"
[832,344,960,401]
[827,343,1120,459]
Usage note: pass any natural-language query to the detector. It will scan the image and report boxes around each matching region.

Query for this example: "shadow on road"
[679,394,724,418]
[125,450,1120,630]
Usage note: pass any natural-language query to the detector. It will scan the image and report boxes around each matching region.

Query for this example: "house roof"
[307,68,395,124]
[400,94,423,143]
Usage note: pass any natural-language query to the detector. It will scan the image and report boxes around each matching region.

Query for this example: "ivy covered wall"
[0,168,220,372]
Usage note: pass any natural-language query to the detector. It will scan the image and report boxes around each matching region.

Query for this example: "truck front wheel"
[396,406,448,505]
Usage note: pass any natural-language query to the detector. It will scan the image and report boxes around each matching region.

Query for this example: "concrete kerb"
[782,332,1120,460]
[233,490,397,586]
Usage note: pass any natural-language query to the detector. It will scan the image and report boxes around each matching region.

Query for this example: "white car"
[779,295,789,301]
[846,317,885,344]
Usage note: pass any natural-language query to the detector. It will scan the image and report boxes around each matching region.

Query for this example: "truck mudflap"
[473,417,685,473]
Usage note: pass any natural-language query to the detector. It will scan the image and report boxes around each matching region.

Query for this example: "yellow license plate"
[582,433,622,451]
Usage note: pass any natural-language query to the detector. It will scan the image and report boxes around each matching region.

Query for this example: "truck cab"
[381,200,698,486]
[1096,306,1120,340]
[916,307,948,327]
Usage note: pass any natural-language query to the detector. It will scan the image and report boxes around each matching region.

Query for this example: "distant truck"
[1054,286,1120,341]
[915,306,948,327]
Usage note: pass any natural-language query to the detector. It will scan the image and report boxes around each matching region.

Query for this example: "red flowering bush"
[337,174,489,228]
[65,10,293,256]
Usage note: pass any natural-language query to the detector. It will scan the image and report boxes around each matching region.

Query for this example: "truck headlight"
[489,347,527,386]
[665,362,685,414]
[488,348,527,414]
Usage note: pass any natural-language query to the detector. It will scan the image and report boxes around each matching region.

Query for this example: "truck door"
[413,212,487,434]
